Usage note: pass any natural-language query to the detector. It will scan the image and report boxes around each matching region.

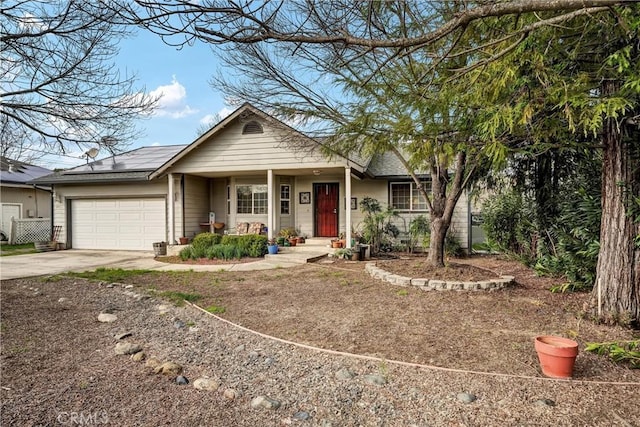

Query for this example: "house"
[0,157,53,240]
[31,104,472,251]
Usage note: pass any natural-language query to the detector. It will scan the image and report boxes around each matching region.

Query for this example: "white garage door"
[71,198,166,250]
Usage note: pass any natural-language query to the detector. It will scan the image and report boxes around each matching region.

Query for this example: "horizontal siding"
[170,121,347,174]
[183,175,209,238]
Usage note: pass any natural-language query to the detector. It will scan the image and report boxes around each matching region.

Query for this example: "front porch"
[166,166,365,250]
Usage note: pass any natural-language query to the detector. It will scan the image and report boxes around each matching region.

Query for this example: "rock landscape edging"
[365,263,515,291]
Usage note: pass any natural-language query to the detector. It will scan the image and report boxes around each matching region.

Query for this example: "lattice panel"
[10,219,52,244]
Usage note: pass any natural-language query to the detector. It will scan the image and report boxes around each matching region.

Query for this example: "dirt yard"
[1,254,638,426]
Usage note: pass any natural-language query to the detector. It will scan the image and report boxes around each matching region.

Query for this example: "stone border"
[365,263,515,291]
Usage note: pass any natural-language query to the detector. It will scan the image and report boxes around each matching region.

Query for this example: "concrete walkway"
[0,249,311,281]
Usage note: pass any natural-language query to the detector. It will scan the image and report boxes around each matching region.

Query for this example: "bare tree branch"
[1,0,157,160]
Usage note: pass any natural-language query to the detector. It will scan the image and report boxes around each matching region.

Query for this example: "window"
[390,181,429,211]
[280,184,290,215]
[236,185,267,214]
[242,121,263,134]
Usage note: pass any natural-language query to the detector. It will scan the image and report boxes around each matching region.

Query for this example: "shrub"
[482,190,537,263]
[445,234,464,257]
[191,232,222,258]
[179,246,193,261]
[185,233,267,260]
[408,215,430,252]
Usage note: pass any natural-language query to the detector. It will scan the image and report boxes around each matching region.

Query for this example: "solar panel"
[65,145,186,174]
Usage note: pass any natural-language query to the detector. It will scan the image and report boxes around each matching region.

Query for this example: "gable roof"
[30,103,419,185]
[150,103,368,179]
[0,157,53,186]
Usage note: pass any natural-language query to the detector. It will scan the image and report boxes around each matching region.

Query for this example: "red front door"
[314,183,339,237]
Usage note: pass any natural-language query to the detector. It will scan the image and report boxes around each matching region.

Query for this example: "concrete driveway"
[0,250,160,280]
[0,249,304,280]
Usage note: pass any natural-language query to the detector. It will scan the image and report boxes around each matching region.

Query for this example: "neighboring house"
[0,157,53,240]
[32,104,472,251]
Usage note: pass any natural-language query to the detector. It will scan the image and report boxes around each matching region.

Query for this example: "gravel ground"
[1,276,639,427]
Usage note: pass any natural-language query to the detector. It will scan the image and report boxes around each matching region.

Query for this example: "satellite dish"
[86,148,99,159]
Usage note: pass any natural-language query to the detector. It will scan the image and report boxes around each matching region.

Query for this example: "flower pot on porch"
[534,335,579,378]
[179,237,189,245]
[331,240,342,248]
[296,236,305,244]
[267,244,279,255]
[288,238,297,246]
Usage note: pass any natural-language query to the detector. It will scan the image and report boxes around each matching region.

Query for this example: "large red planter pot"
[534,335,579,378]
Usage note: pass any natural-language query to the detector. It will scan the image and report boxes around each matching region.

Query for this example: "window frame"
[389,180,430,212]
[280,184,290,215]
[236,184,268,215]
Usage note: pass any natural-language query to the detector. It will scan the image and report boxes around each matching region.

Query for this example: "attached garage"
[71,198,166,250]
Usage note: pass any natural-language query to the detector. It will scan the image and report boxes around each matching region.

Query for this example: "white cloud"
[199,114,218,125]
[198,107,234,126]
[150,76,198,119]
[18,13,48,32]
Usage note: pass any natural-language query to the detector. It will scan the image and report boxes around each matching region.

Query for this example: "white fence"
[8,218,52,244]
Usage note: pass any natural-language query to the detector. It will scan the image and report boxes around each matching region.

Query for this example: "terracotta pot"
[331,240,342,248]
[288,238,297,246]
[296,236,305,244]
[179,237,189,245]
[534,335,579,378]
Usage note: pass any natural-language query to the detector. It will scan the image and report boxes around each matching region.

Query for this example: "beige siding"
[210,178,228,228]
[183,175,209,238]
[52,181,168,246]
[293,173,387,238]
[387,189,470,250]
[1,186,51,218]
[170,121,348,174]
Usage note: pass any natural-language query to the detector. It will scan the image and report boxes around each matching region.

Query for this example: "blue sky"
[44,30,233,169]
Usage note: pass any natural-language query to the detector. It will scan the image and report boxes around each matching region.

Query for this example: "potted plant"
[334,247,353,259]
[331,239,343,248]
[279,227,298,246]
[179,236,189,245]
[267,238,278,255]
[338,232,346,248]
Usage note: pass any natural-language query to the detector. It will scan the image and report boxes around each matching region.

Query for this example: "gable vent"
[242,121,263,134]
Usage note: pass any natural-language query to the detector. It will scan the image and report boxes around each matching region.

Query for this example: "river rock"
[114,342,142,355]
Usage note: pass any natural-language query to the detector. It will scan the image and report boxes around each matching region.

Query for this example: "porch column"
[267,169,274,240]
[168,173,175,244]
[345,166,352,248]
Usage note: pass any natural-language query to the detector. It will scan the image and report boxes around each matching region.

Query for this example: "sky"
[42,29,234,169]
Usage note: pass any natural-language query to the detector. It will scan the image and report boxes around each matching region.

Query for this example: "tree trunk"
[428,217,449,267]
[426,152,467,267]
[589,81,640,326]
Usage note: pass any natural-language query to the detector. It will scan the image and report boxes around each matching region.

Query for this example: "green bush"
[445,234,464,257]
[182,233,268,260]
[408,215,430,252]
[179,246,193,261]
[482,190,537,263]
[190,233,222,258]
[535,188,601,291]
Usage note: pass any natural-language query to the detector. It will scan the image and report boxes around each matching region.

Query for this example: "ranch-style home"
[32,103,472,251]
